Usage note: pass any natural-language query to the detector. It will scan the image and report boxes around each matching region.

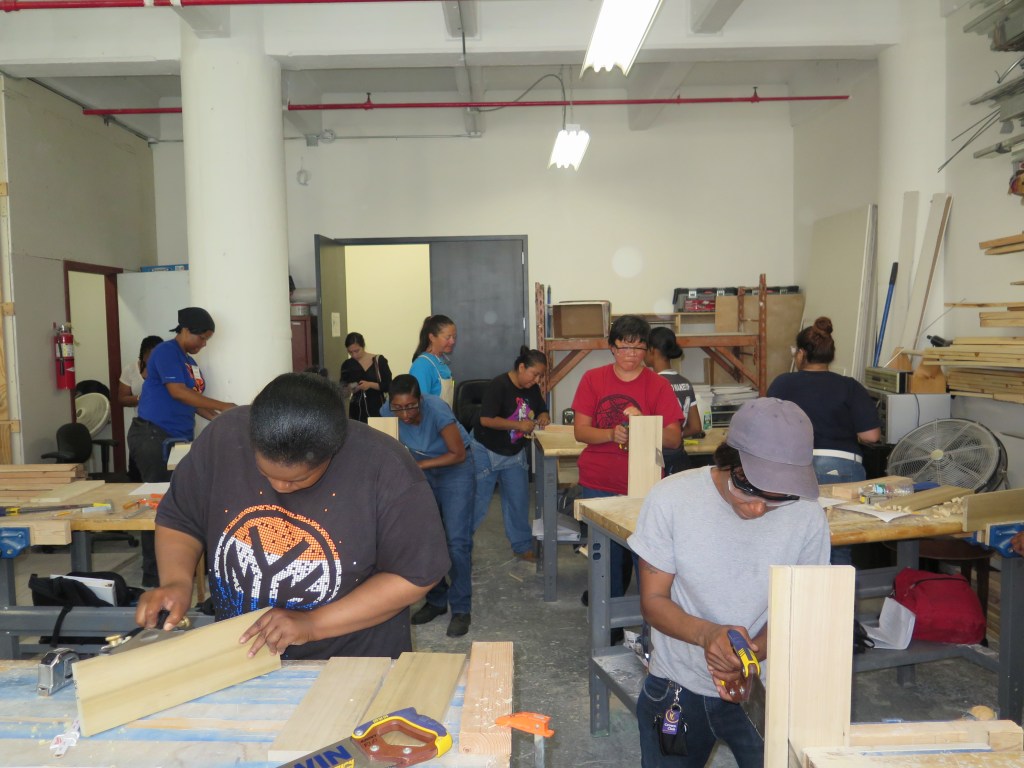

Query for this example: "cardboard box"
[552,301,610,338]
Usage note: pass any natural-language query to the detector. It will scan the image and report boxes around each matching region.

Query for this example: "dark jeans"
[126,418,176,584]
[637,675,763,768]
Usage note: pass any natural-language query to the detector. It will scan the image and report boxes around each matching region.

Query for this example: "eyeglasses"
[728,467,799,507]
[611,344,648,355]
[390,403,421,414]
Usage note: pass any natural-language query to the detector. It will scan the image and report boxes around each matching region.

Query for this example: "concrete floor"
[12,493,1004,768]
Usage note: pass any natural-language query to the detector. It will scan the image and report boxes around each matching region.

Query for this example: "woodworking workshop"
[7,1,1024,767]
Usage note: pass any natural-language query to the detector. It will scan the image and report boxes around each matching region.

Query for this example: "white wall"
[2,77,156,461]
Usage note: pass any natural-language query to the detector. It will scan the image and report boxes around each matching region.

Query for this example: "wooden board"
[367,416,399,440]
[979,232,1024,249]
[899,193,953,353]
[267,656,391,762]
[804,748,1024,767]
[820,476,910,500]
[0,515,71,545]
[714,293,805,388]
[166,442,191,469]
[362,651,465,723]
[985,243,1024,255]
[849,720,1023,752]
[30,479,105,503]
[459,641,513,762]
[963,488,1024,531]
[765,565,855,768]
[0,463,84,475]
[627,415,662,498]
[73,607,281,736]
[876,486,972,512]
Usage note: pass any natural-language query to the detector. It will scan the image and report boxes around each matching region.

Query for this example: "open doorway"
[315,235,529,383]
[64,261,125,473]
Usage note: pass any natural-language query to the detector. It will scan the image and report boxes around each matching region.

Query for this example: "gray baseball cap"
[725,398,819,499]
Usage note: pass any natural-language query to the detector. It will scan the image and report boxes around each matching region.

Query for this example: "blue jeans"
[580,486,633,598]
[471,440,532,553]
[637,675,763,768]
[422,451,476,614]
[813,456,866,566]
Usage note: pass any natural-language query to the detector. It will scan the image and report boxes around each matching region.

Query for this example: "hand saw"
[725,629,766,739]
[278,707,452,768]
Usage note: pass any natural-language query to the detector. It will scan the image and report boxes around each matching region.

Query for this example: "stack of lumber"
[0,464,87,499]
[914,337,1024,402]
[980,231,1024,255]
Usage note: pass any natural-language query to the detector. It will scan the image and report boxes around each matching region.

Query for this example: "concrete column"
[180,10,291,407]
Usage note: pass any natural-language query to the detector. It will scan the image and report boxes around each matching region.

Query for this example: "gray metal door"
[428,238,527,383]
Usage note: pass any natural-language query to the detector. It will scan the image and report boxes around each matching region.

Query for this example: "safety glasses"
[728,467,799,507]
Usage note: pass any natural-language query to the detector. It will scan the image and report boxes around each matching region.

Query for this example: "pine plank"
[963,489,1024,531]
[73,607,281,736]
[979,232,1024,249]
[27,479,105,502]
[805,748,1024,767]
[0,515,71,545]
[459,642,513,763]
[627,415,663,498]
[877,486,973,512]
[267,656,391,762]
[362,651,465,723]
[766,565,856,767]
[367,416,399,440]
[953,336,1024,344]
[820,476,910,500]
[985,243,1024,254]
[849,720,1022,751]
[945,301,1024,308]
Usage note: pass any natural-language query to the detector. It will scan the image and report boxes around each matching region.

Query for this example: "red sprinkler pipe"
[1,0,420,11]
[82,90,847,117]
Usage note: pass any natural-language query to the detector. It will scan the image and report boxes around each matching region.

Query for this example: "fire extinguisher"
[54,322,75,391]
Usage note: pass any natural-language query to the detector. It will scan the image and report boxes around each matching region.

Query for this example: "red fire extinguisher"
[54,322,75,391]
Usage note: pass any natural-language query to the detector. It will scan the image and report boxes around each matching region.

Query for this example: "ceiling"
[0,0,899,143]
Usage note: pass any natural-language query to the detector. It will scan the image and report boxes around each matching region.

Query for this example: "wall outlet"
[331,312,342,338]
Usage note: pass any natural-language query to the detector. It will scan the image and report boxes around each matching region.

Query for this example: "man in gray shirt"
[628,398,830,768]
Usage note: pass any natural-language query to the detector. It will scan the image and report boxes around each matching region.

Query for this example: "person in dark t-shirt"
[135,373,450,659]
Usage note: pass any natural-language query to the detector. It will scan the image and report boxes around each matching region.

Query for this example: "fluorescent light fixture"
[549,124,590,170]
[582,0,664,76]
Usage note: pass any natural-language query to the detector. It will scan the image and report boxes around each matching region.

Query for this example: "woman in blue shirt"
[127,306,236,586]
[382,374,474,638]
[409,314,457,407]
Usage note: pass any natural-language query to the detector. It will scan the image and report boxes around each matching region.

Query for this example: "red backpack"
[892,568,986,645]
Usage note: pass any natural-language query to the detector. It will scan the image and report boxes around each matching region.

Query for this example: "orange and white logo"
[212,505,342,614]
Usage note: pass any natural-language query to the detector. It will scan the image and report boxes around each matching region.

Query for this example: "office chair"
[41,423,137,548]
[453,379,490,433]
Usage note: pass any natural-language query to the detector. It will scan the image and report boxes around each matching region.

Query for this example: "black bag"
[29,571,143,647]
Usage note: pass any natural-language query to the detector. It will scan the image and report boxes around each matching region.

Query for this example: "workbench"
[577,495,1024,735]
[531,428,725,601]
[0,483,170,659]
[0,658,484,767]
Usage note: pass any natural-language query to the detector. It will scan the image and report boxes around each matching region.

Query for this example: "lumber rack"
[535,275,768,396]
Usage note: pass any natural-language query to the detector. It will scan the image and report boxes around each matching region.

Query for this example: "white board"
[804,206,877,381]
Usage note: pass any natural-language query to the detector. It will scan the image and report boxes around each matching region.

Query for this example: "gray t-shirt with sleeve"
[627,466,830,696]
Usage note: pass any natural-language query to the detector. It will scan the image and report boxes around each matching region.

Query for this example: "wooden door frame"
[63,260,126,473]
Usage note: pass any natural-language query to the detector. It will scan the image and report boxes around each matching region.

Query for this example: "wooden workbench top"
[577,492,967,547]
[534,426,727,457]
[0,658,483,768]
[0,483,156,545]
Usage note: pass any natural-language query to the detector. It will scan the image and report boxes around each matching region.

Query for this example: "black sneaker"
[411,603,447,625]
[446,613,471,637]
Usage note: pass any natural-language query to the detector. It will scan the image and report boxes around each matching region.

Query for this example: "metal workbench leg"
[589,527,612,735]
[895,539,920,687]
[999,556,1024,724]
[70,531,93,572]
[0,557,18,659]
[539,449,559,602]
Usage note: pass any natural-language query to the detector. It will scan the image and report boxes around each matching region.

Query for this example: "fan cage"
[886,419,1006,493]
